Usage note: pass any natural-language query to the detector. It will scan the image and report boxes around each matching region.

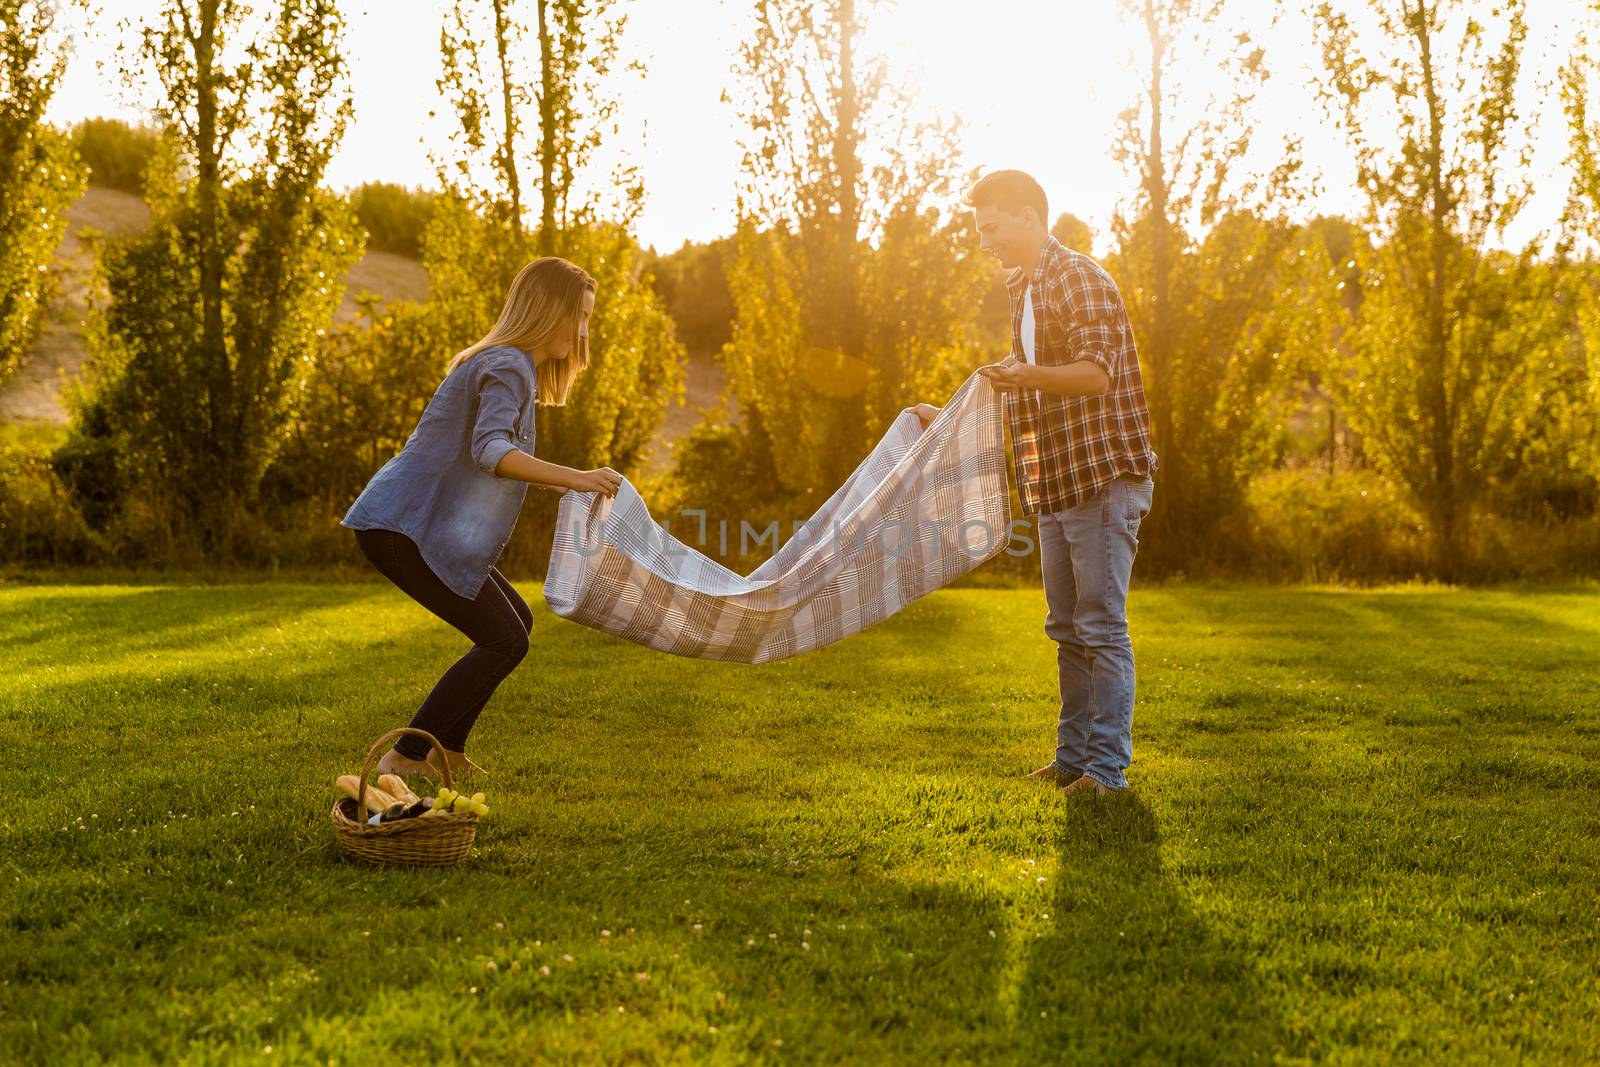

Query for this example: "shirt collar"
[1004,234,1064,294]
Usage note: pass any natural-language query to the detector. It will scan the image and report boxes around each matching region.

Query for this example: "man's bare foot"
[376,747,442,781]
[428,747,488,778]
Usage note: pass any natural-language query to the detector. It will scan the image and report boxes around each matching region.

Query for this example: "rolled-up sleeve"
[470,357,529,476]
[1054,260,1123,378]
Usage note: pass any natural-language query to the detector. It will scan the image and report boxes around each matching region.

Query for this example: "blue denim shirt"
[340,345,538,599]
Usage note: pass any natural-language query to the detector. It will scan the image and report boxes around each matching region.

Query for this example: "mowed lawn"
[2,580,1597,1065]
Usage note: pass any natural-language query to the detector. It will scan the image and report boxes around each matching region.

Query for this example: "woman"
[340,257,623,780]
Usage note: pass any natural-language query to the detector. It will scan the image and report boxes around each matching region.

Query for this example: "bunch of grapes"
[423,787,489,818]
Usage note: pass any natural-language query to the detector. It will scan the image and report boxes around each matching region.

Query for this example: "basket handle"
[354,727,455,817]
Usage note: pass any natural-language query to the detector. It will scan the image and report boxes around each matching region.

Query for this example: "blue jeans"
[1037,473,1154,790]
[353,527,531,760]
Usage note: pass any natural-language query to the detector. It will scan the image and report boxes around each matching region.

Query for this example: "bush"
[49,418,124,533]
[70,118,160,194]
[259,297,448,564]
[647,237,736,356]
[1245,468,1427,583]
[350,182,437,258]
[0,444,104,565]
[1472,513,1600,583]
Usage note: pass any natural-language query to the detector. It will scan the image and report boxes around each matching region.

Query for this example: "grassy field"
[1,580,1597,1064]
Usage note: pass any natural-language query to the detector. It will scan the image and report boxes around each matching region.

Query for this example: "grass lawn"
[2,579,1597,1064]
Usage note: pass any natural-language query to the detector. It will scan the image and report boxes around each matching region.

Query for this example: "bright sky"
[46,0,1582,253]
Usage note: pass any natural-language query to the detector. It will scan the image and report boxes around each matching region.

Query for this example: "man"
[912,170,1157,796]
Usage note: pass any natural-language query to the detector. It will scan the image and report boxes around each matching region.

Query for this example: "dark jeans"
[354,527,531,761]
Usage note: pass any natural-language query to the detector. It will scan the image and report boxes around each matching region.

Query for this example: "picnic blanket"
[542,371,1011,663]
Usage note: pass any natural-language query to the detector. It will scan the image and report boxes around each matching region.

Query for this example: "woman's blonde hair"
[444,257,597,405]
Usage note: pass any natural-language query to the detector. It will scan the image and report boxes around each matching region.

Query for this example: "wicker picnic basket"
[330,727,479,867]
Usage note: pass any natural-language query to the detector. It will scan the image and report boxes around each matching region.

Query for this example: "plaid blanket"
[543,372,1011,663]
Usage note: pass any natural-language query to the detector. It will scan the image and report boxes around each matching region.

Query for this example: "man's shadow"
[1010,793,1284,1062]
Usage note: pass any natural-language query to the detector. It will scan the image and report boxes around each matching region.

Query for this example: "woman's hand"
[569,466,623,497]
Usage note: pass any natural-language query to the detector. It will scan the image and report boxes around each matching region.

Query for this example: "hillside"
[0,187,726,478]
[0,187,430,424]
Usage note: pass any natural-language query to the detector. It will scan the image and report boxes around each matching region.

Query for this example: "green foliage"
[715,215,993,513]
[60,0,363,563]
[419,0,682,574]
[263,298,448,519]
[1245,468,1426,583]
[49,395,124,533]
[1569,275,1600,481]
[1323,232,1565,574]
[0,0,87,385]
[422,195,685,506]
[1560,6,1600,487]
[69,117,160,194]
[0,439,101,564]
[436,0,638,246]
[1111,211,1336,572]
[646,236,736,356]
[1050,212,1093,253]
[690,0,993,524]
[349,181,437,258]
[1311,0,1562,578]
[69,176,363,560]
[1106,1,1310,575]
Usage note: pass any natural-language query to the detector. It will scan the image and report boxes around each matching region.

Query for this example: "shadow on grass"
[0,583,398,662]
[1165,587,1598,654]
[1012,793,1285,1062]
[5,805,1020,1062]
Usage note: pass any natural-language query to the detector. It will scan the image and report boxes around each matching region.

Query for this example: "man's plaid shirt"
[1003,235,1157,515]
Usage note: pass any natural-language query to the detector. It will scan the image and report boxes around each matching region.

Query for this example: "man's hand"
[909,403,941,429]
[569,466,623,497]
[977,355,1029,394]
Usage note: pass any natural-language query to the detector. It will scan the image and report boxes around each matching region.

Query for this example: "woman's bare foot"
[376,747,442,781]
[428,747,488,778]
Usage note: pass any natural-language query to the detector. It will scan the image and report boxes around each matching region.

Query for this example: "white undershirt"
[1020,284,1037,364]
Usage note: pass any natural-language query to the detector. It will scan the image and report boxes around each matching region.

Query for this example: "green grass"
[2,581,1597,1065]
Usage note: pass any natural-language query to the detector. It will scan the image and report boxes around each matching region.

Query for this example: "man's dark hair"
[966,170,1048,225]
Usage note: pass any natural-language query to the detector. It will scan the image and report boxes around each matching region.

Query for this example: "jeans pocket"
[1118,479,1140,528]
[1121,477,1154,548]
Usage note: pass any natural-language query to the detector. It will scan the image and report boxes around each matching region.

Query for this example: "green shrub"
[1472,513,1600,583]
[70,118,160,194]
[647,237,735,356]
[259,297,447,562]
[0,444,103,564]
[1246,468,1427,583]
[50,401,126,533]
[349,182,436,258]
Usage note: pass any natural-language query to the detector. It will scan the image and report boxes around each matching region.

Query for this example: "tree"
[262,298,453,533]
[1560,2,1600,488]
[425,0,682,575]
[1051,212,1094,253]
[436,0,638,245]
[646,236,737,357]
[1312,0,1565,576]
[699,0,991,521]
[349,181,437,258]
[71,118,163,195]
[1106,0,1309,571]
[0,0,87,384]
[64,0,362,562]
